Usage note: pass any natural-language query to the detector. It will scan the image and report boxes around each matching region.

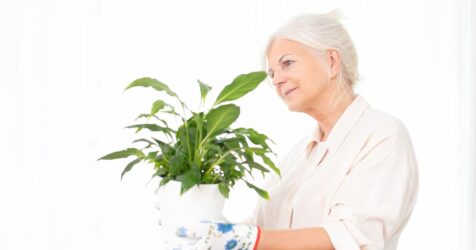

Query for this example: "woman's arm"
[259,227,335,250]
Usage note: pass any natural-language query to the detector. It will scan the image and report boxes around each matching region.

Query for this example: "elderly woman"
[177,11,419,250]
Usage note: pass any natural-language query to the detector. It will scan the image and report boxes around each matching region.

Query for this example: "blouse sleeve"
[320,123,419,250]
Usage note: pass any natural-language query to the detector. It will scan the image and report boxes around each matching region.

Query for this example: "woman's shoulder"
[360,106,410,139]
[354,105,415,160]
[349,105,418,173]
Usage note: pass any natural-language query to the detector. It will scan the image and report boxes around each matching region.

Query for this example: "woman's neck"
[309,91,356,141]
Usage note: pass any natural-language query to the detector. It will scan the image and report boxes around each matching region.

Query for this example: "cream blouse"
[253,95,419,250]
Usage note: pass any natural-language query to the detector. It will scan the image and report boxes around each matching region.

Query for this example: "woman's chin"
[285,101,301,112]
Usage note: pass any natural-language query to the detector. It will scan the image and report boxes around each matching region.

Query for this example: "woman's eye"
[283,60,294,67]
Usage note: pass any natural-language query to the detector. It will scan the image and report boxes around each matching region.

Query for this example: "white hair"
[263,10,361,91]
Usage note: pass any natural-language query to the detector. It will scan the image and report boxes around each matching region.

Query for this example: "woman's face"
[267,38,332,113]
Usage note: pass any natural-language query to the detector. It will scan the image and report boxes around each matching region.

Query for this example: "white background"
[0,0,474,249]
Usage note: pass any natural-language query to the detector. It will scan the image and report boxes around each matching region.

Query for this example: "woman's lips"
[284,87,297,97]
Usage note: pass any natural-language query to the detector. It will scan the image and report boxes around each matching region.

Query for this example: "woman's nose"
[272,72,286,87]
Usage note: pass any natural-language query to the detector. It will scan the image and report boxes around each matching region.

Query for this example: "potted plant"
[98,71,280,248]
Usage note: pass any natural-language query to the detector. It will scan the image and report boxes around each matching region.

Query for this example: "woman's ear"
[327,49,341,78]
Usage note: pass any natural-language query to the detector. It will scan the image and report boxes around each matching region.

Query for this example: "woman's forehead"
[267,39,310,59]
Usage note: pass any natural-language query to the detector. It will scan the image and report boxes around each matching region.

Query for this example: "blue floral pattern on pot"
[217,223,234,234]
[175,221,259,250]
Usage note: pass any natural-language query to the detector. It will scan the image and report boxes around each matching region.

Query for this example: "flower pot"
[155,180,226,249]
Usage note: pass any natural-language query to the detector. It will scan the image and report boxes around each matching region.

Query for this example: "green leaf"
[261,153,280,177]
[252,149,280,177]
[134,113,152,120]
[176,115,198,143]
[219,154,240,179]
[125,124,173,138]
[198,79,212,105]
[235,128,274,150]
[233,134,253,162]
[98,148,144,160]
[153,138,175,156]
[159,176,171,187]
[213,71,267,106]
[180,163,201,195]
[133,114,174,133]
[218,182,230,198]
[177,125,197,158]
[155,166,167,176]
[244,147,280,177]
[205,104,240,137]
[145,151,158,162]
[132,138,155,147]
[169,150,188,176]
[162,108,181,117]
[125,123,167,132]
[201,143,222,168]
[217,137,241,150]
[246,161,270,173]
[121,158,142,180]
[192,112,205,150]
[244,147,268,155]
[202,173,218,183]
[235,133,249,147]
[124,77,177,97]
[151,100,166,115]
[245,181,269,200]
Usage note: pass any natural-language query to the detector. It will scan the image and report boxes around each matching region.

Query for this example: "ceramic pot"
[155,180,226,249]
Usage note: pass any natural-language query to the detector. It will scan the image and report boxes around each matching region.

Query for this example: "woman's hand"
[175,221,261,250]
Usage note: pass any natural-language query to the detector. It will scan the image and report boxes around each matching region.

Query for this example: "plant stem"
[204,147,242,176]
[179,103,193,162]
